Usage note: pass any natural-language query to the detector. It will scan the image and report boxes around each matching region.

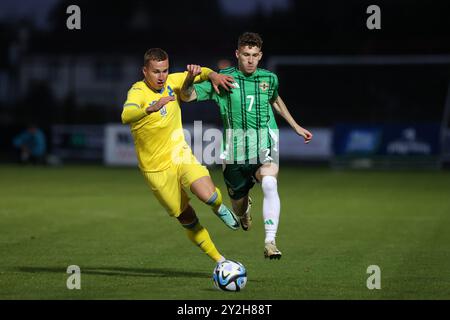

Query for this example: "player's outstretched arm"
[121,96,175,124]
[181,65,235,102]
[271,95,313,144]
[121,106,147,124]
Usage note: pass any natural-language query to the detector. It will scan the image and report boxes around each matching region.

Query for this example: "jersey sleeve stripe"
[123,103,141,109]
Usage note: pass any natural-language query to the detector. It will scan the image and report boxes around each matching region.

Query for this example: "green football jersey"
[194,67,279,162]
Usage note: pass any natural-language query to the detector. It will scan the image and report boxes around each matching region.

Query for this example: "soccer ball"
[212,259,247,292]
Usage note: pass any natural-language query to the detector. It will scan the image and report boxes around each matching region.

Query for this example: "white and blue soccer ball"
[212,259,247,292]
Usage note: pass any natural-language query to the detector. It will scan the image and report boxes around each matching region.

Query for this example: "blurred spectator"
[217,59,232,70]
[12,125,47,164]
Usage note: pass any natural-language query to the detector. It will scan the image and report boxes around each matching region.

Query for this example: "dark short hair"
[238,32,263,49]
[144,48,168,66]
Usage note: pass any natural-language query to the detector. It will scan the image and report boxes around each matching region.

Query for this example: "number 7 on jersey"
[246,95,255,112]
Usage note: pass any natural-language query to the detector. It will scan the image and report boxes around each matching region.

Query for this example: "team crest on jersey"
[259,81,269,91]
[160,106,167,116]
[150,100,168,117]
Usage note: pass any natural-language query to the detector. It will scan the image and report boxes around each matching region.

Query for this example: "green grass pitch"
[0,164,449,299]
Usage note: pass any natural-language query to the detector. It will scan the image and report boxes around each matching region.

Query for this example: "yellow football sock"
[205,187,223,212]
[183,219,223,263]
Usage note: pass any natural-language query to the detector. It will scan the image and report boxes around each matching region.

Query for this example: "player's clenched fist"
[186,64,202,77]
[146,96,175,114]
[296,126,313,144]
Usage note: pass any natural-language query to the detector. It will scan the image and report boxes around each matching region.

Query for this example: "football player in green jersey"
[181,32,312,259]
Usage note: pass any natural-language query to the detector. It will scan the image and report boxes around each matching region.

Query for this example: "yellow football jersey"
[121,68,212,172]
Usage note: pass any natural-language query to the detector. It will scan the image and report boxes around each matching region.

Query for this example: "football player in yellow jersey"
[121,48,239,264]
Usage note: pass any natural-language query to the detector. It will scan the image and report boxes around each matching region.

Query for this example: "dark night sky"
[1,0,293,28]
[0,0,60,29]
